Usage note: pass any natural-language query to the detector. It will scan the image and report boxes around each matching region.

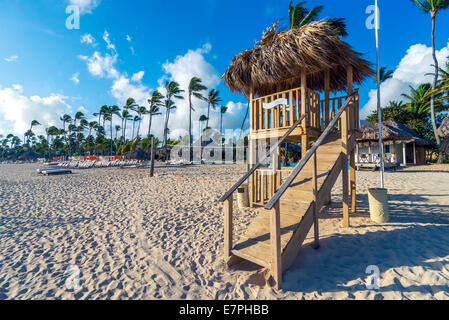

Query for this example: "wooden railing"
[251,87,359,136]
[219,114,306,262]
[265,89,359,210]
[250,88,321,132]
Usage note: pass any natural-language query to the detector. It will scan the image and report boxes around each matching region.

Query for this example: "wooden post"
[350,151,356,213]
[402,142,407,166]
[249,139,254,206]
[342,67,352,228]
[324,70,330,127]
[249,91,255,207]
[270,201,282,289]
[224,195,233,262]
[150,137,155,177]
[413,142,417,165]
[312,152,320,249]
[301,72,308,159]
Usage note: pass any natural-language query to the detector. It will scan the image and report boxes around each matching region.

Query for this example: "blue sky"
[1,0,449,139]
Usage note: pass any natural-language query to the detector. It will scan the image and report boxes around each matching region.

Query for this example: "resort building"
[356,120,435,169]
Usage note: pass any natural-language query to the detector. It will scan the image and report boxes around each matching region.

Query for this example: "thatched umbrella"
[357,120,436,148]
[223,20,373,97]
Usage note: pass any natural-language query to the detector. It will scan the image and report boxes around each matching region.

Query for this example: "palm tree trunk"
[132,121,136,141]
[431,12,443,163]
[206,102,211,129]
[148,114,153,138]
[163,108,170,147]
[110,121,113,156]
[137,119,141,138]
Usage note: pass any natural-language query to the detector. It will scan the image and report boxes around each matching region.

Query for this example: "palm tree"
[122,98,137,140]
[25,120,41,144]
[188,77,208,160]
[220,105,228,144]
[402,83,434,119]
[205,89,221,130]
[131,115,141,141]
[135,106,147,138]
[410,0,449,161]
[374,67,394,84]
[115,125,121,140]
[104,106,120,155]
[120,110,132,141]
[163,81,184,146]
[288,1,347,36]
[87,121,98,139]
[199,115,208,135]
[147,90,164,138]
[162,99,177,146]
[288,1,323,29]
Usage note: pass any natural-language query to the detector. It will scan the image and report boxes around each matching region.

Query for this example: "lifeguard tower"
[219,21,372,289]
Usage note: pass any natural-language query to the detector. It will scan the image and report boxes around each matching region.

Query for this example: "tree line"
[0,78,229,160]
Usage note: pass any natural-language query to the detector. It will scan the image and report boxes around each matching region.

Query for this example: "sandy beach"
[0,163,448,300]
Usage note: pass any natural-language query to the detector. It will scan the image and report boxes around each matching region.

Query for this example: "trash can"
[368,188,389,223]
[237,183,249,209]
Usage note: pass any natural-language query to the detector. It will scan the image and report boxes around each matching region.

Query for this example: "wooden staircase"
[230,134,352,274]
[220,91,359,289]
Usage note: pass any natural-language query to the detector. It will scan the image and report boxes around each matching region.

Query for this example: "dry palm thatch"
[223,20,373,97]
[357,120,436,148]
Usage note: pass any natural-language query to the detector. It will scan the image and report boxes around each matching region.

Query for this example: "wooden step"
[232,199,311,268]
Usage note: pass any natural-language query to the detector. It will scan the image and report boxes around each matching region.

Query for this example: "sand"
[0,163,448,300]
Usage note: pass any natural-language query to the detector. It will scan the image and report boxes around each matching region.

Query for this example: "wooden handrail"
[264,90,359,210]
[219,113,307,202]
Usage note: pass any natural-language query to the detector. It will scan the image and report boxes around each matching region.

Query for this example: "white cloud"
[111,75,151,106]
[81,33,96,45]
[79,51,119,79]
[131,71,144,82]
[361,41,449,119]
[70,72,80,84]
[68,0,100,14]
[78,36,248,140]
[0,85,72,136]
[102,30,116,53]
[4,55,18,62]
[152,43,249,141]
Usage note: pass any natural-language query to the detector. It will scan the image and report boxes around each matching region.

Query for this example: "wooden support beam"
[312,152,320,250]
[224,195,233,262]
[324,70,330,127]
[270,201,282,289]
[301,72,308,158]
[342,66,352,228]
[350,151,356,213]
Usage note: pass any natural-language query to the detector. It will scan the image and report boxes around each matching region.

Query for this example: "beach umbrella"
[375,0,385,188]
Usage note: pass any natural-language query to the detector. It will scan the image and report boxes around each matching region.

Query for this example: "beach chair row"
[57,160,145,169]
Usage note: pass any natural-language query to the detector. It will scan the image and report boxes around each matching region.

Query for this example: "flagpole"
[375,0,385,189]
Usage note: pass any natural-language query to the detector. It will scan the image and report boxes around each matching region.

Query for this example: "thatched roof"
[357,120,436,148]
[223,20,373,97]
[438,115,449,138]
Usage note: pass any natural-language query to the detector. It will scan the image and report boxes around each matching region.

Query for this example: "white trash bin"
[368,188,390,223]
